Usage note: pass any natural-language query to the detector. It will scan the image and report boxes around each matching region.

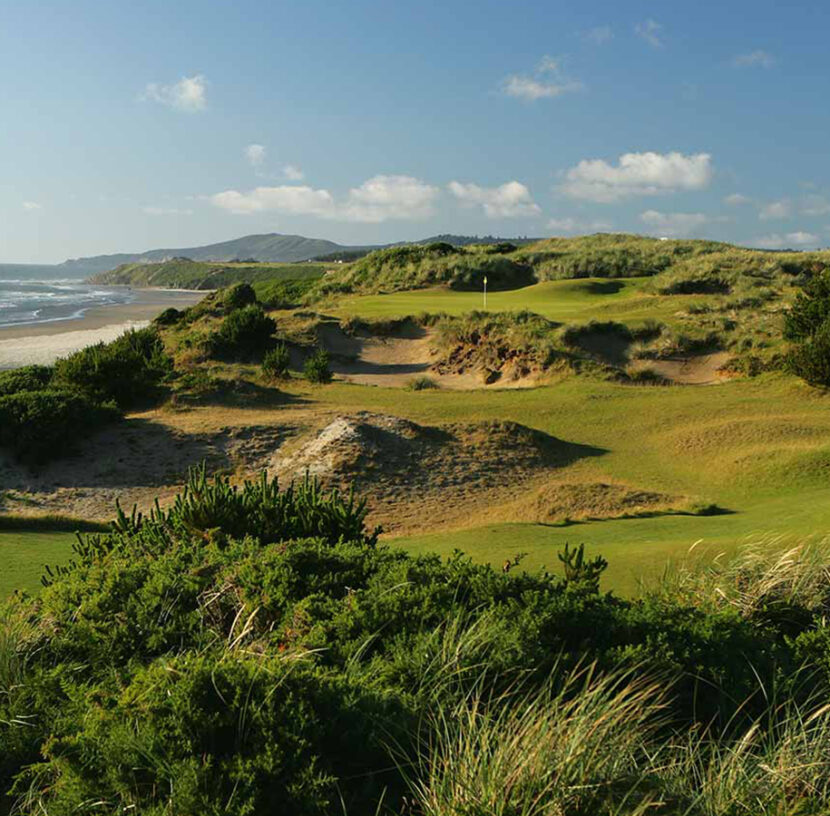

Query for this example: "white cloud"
[635,19,664,49]
[22,201,41,211]
[210,185,335,216]
[342,175,439,222]
[733,50,776,68]
[283,164,304,181]
[142,75,207,112]
[501,55,583,101]
[210,174,438,222]
[547,217,612,233]
[245,144,266,167]
[142,206,194,216]
[584,26,612,45]
[502,75,582,101]
[759,199,792,220]
[724,193,751,206]
[448,180,541,218]
[560,151,713,203]
[802,195,830,216]
[754,231,820,249]
[639,210,709,237]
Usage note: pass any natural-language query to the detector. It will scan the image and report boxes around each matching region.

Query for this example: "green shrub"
[303,347,332,383]
[785,271,830,340]
[0,389,118,463]
[152,306,183,326]
[206,305,276,361]
[53,327,171,409]
[407,375,439,390]
[0,365,53,396]
[262,343,290,380]
[787,320,830,386]
[222,281,257,311]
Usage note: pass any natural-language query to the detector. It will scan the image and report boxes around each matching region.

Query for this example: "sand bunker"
[629,352,732,385]
[271,412,603,532]
[314,321,541,390]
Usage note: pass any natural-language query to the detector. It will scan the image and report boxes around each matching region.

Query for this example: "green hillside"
[90,258,328,296]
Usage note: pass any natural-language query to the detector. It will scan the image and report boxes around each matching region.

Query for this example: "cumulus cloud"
[210,174,438,222]
[560,151,713,203]
[635,19,664,49]
[341,175,439,222]
[759,199,792,220]
[547,217,613,234]
[639,210,709,237]
[142,75,207,112]
[448,180,541,218]
[245,144,266,167]
[22,201,41,211]
[733,50,776,68]
[210,185,335,216]
[724,193,751,206]
[142,206,194,216]
[754,231,820,249]
[584,26,612,45]
[501,55,583,101]
[283,164,304,181]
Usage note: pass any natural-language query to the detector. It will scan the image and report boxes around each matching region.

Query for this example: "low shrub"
[0,389,118,463]
[304,347,332,383]
[152,307,183,326]
[52,327,171,409]
[407,375,439,390]
[0,365,53,396]
[222,282,258,311]
[206,305,276,361]
[262,343,291,380]
[786,320,830,386]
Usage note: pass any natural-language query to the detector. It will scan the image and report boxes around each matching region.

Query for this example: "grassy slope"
[90,259,328,289]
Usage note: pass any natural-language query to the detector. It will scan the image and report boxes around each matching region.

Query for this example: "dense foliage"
[206,304,277,360]
[0,328,171,464]
[262,342,291,379]
[304,347,332,383]
[2,470,830,813]
[785,270,830,385]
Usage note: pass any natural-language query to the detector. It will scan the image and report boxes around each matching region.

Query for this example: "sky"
[2,0,830,263]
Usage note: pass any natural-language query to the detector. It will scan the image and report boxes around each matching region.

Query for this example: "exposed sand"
[0,288,205,369]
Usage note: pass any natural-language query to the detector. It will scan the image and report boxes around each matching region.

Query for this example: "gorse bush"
[52,326,171,409]
[0,329,170,464]
[304,347,332,383]
[206,304,276,360]
[785,271,830,385]
[262,342,290,379]
[0,365,53,396]
[222,281,258,310]
[0,389,118,463]
[4,472,830,813]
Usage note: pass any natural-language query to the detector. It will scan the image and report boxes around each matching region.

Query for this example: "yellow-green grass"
[8,367,830,599]
[0,531,74,597]
[329,277,712,329]
[272,371,830,595]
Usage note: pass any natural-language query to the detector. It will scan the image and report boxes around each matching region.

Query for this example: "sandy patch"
[630,351,732,385]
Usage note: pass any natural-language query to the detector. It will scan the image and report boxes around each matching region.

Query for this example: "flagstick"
[483,275,487,310]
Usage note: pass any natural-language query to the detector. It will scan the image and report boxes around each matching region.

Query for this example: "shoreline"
[0,288,206,369]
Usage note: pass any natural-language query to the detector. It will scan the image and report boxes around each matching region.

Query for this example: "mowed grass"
[0,531,75,597]
[279,370,830,596]
[331,277,709,328]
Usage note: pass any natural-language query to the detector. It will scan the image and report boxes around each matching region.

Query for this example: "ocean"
[0,265,133,328]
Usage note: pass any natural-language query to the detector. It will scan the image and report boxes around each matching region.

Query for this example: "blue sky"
[2,0,830,262]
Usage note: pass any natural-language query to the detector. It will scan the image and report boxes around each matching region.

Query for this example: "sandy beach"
[0,288,206,369]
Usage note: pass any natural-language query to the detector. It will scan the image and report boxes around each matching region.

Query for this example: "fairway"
[332,277,711,328]
[0,531,74,597]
